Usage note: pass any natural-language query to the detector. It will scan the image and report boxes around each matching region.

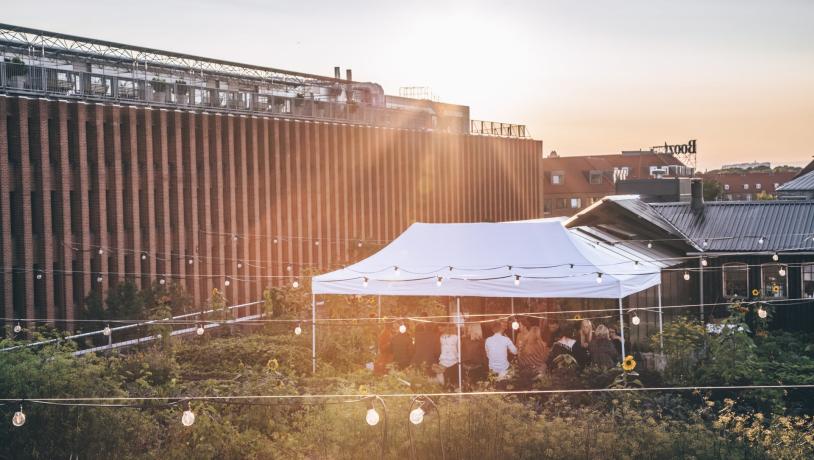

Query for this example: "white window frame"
[724,184,730,191]
[551,171,564,185]
[570,198,582,209]
[756,183,762,190]
[722,262,749,298]
[743,184,749,190]
[803,263,814,299]
[761,263,788,299]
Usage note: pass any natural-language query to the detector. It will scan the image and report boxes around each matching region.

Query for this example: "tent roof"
[312,221,662,298]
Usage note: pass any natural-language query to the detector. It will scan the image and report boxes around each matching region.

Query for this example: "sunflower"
[772,285,780,294]
[573,314,582,321]
[622,355,636,372]
[751,288,760,297]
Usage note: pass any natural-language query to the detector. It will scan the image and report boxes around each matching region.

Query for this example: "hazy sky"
[5,0,813,169]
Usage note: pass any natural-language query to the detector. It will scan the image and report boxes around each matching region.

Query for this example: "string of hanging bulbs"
[7,383,814,429]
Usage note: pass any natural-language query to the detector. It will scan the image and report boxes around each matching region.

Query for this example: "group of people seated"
[374,314,625,388]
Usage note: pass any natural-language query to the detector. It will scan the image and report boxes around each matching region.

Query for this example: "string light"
[758,236,765,245]
[12,405,25,427]
[757,307,768,319]
[365,405,380,426]
[141,252,148,260]
[96,275,103,283]
[13,322,22,333]
[36,272,42,280]
[98,248,104,255]
[631,312,641,326]
[159,277,166,285]
[511,319,520,330]
[181,403,195,427]
[436,276,443,287]
[683,271,691,281]
[702,239,709,247]
[188,258,194,265]
[772,253,779,262]
[196,325,205,336]
[394,266,400,276]
[286,265,292,272]
[596,273,603,284]
[362,277,369,288]
[514,275,521,286]
[779,267,786,277]
[232,234,239,242]
[569,264,574,269]
[398,323,407,334]
[357,241,363,248]
[409,406,425,425]
[102,325,111,336]
[315,241,320,246]
[647,241,653,249]
[292,280,300,289]
[237,261,243,269]
[294,323,303,336]
[701,258,708,267]
[273,238,278,244]
[224,279,231,287]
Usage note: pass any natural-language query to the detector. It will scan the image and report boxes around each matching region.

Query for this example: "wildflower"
[772,285,780,294]
[752,288,760,297]
[267,358,279,370]
[622,355,636,372]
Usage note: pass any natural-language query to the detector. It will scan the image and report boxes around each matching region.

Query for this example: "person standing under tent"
[390,322,414,369]
[437,324,460,388]
[412,313,440,375]
[484,321,518,379]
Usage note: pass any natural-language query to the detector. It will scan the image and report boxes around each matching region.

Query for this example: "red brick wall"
[0,95,543,329]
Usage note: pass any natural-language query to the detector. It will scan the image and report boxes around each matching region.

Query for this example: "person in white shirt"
[484,322,518,379]
[437,324,460,387]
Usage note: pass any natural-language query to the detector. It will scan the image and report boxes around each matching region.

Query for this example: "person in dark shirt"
[390,325,414,369]
[412,315,440,375]
[589,324,619,369]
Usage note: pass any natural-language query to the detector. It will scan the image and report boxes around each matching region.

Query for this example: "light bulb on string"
[286,265,292,272]
[511,319,520,331]
[758,236,765,245]
[292,280,300,289]
[141,252,148,260]
[394,266,400,276]
[366,407,380,426]
[159,277,166,285]
[772,253,779,262]
[232,234,239,242]
[102,324,111,336]
[514,275,521,286]
[683,272,691,281]
[188,258,194,265]
[398,323,407,334]
[273,238,278,244]
[436,276,443,287]
[701,258,708,267]
[36,272,42,280]
[294,323,303,336]
[357,241,363,248]
[181,404,196,427]
[409,406,425,425]
[757,307,768,319]
[98,248,104,255]
[237,261,243,269]
[596,273,603,284]
[224,279,231,287]
[96,275,103,283]
[315,240,320,246]
[779,267,786,277]
[647,241,653,249]
[631,312,641,326]
[569,264,574,269]
[196,325,205,336]
[12,406,25,427]
[13,323,22,333]
[362,277,369,288]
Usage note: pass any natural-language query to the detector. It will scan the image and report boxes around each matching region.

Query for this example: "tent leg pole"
[377,296,382,322]
[618,297,626,361]
[510,297,515,342]
[699,257,705,323]
[456,297,462,392]
[311,294,317,374]
[658,283,664,354]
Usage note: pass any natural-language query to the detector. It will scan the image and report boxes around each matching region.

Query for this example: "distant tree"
[703,179,724,201]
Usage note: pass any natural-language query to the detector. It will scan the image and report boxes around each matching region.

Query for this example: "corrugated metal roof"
[650,201,814,252]
[777,169,814,192]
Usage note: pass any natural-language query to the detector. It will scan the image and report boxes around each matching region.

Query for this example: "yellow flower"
[772,285,780,294]
[573,314,582,321]
[622,355,636,372]
[751,288,760,297]
[267,358,279,370]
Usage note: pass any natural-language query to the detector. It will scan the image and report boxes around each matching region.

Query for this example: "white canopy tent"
[311,221,664,383]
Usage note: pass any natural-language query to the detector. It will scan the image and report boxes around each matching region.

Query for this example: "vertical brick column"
[185,112,201,306]
[141,108,157,281]
[93,104,109,295]
[110,106,126,284]
[171,111,187,291]
[212,114,225,290]
[57,101,75,323]
[17,99,35,324]
[157,110,172,281]
[272,119,284,283]
[198,113,212,302]
[237,116,250,303]
[125,107,141,287]
[225,115,238,302]
[36,99,55,322]
[0,97,14,329]
[75,103,92,310]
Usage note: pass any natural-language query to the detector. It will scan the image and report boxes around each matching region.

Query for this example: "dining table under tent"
[311,220,667,389]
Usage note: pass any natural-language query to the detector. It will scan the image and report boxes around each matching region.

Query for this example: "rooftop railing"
[470,119,529,138]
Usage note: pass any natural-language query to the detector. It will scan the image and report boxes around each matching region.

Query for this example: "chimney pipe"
[691,178,705,213]
[334,66,341,79]
[346,69,353,81]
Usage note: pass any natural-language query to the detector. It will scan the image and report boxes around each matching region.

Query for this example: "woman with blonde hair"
[517,319,549,375]
[589,324,618,369]
[573,319,593,367]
